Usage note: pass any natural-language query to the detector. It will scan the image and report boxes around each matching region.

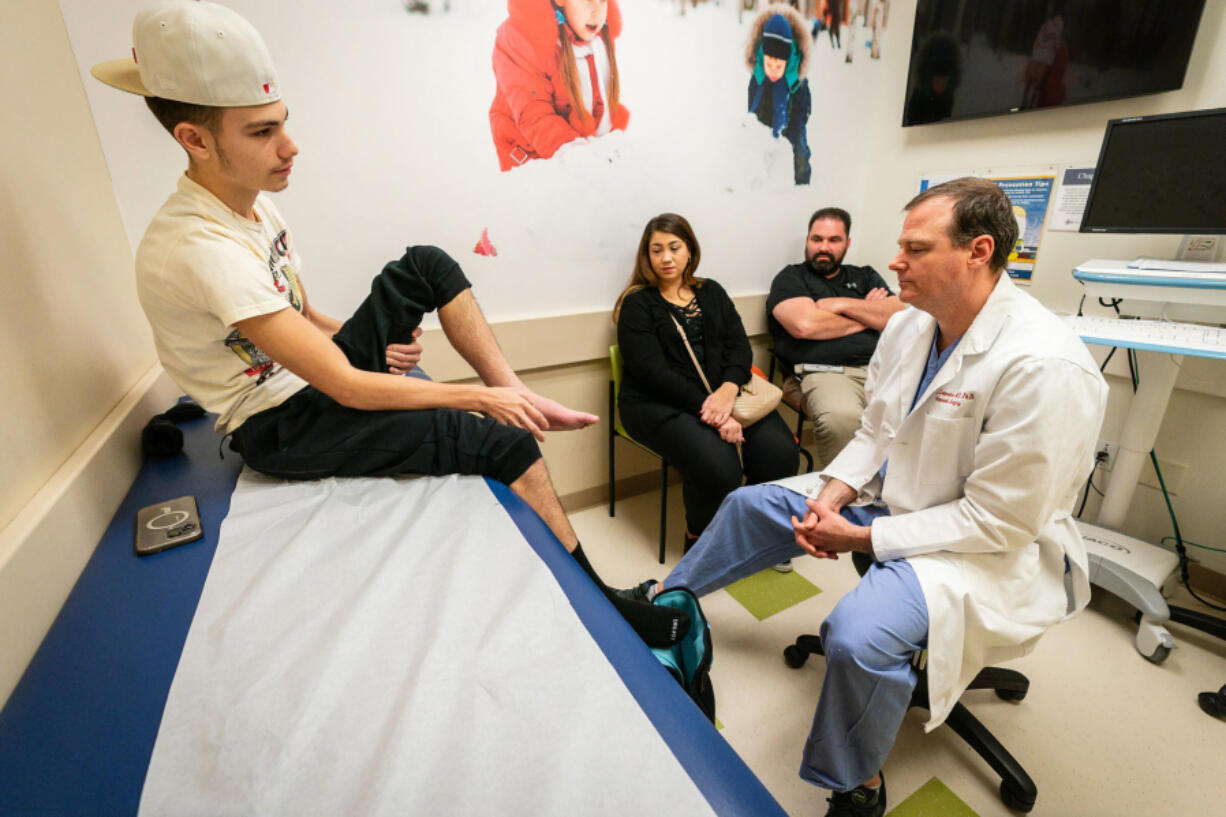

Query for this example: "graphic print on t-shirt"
[221,227,304,385]
[268,229,304,313]
[224,331,278,385]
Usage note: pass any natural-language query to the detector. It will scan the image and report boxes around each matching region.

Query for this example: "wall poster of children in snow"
[58,0,891,322]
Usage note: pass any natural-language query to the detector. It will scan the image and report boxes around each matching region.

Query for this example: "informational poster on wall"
[1049,166,1096,231]
[991,175,1054,283]
[57,0,894,323]
[917,168,1056,284]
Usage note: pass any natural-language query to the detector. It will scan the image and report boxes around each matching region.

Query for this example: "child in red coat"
[490,0,630,172]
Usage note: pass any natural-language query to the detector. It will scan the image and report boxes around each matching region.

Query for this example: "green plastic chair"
[608,345,671,564]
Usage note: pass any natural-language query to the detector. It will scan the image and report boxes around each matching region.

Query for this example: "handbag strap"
[669,313,713,394]
[669,314,745,463]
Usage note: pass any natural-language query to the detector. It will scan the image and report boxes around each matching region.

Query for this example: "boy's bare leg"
[510,457,690,647]
[438,290,598,430]
[508,458,579,551]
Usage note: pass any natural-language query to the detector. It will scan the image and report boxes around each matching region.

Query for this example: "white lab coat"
[773,273,1108,729]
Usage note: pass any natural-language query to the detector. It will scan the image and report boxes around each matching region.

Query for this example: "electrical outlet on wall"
[1096,440,1119,471]
[1177,235,1222,262]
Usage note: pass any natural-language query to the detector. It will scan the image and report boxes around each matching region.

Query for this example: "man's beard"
[807,251,842,274]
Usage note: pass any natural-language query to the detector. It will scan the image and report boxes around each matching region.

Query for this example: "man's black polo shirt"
[766,262,892,369]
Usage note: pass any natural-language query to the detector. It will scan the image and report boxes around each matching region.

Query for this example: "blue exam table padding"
[0,413,784,816]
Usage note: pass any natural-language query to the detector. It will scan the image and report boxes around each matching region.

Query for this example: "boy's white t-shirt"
[136,174,309,434]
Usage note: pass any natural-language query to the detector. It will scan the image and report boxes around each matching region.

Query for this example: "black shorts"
[232,245,540,486]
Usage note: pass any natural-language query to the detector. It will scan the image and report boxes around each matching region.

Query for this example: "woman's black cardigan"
[616,279,753,427]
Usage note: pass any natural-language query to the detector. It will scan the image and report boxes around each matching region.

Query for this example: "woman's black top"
[617,279,752,427]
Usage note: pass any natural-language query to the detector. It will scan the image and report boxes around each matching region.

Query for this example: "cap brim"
[90,58,152,96]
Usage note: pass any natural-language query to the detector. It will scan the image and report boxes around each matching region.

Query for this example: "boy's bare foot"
[518,390,598,431]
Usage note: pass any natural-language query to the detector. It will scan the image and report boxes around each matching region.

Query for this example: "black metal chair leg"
[658,461,668,564]
[608,380,616,518]
[798,445,814,474]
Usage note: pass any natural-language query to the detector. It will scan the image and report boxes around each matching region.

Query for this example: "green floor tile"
[886,777,979,817]
[724,568,820,620]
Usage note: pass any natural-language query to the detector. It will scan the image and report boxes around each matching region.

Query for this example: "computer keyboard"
[1129,258,1226,276]
[1064,314,1226,358]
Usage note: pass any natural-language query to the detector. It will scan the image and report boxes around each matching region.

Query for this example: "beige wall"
[0,0,168,703]
[417,295,780,510]
[0,0,157,532]
[854,0,1226,573]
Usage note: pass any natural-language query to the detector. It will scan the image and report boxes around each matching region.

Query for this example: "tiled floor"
[573,489,1226,817]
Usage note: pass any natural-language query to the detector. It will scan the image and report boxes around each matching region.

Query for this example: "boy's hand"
[386,327,423,374]
[480,387,548,442]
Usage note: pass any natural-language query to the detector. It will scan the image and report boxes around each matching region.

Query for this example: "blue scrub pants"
[663,485,929,792]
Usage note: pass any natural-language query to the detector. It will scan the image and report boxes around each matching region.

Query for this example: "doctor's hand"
[386,328,424,374]
[790,498,872,560]
[865,287,889,301]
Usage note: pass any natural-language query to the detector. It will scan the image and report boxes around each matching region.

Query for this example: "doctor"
[633,177,1108,817]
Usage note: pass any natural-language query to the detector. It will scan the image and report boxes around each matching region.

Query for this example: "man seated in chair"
[767,206,904,468]
[90,1,690,650]
[630,178,1108,815]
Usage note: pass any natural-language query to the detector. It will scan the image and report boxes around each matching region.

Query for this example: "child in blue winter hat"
[746,5,811,185]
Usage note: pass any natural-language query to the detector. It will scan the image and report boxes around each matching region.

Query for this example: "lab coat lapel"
[893,317,937,423]
[898,273,1015,426]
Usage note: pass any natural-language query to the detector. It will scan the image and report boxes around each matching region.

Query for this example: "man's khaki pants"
[782,366,868,469]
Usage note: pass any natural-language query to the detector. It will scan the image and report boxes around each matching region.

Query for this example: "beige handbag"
[669,315,782,427]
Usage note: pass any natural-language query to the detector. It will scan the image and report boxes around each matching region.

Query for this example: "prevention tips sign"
[918,170,1056,283]
[991,175,1055,283]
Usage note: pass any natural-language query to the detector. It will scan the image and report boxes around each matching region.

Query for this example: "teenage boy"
[91,1,686,646]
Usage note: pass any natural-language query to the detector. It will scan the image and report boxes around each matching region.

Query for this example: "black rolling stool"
[782,551,1038,813]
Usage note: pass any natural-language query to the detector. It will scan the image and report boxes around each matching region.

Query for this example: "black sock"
[571,544,689,647]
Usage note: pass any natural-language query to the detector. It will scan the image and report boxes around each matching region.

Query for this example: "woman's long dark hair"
[612,213,703,323]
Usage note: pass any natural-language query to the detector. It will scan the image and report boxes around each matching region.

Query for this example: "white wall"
[59,0,889,321]
[854,0,1226,573]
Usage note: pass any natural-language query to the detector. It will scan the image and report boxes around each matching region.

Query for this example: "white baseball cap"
[90,1,280,107]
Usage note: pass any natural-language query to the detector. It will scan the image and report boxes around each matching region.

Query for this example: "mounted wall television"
[902,0,1208,127]
[1080,107,1226,234]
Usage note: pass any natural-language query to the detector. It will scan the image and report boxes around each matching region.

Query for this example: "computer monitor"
[1080,108,1226,235]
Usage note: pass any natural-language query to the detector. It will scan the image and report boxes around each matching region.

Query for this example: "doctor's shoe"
[824,774,885,817]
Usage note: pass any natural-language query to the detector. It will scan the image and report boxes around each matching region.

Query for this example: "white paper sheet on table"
[139,471,714,816]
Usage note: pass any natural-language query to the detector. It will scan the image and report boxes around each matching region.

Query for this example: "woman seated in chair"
[613,213,798,552]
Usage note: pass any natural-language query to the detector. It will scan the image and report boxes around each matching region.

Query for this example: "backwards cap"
[90,1,280,107]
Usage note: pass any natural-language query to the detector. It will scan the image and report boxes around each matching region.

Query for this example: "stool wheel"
[1142,644,1171,665]
[783,644,807,669]
[995,688,1027,703]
